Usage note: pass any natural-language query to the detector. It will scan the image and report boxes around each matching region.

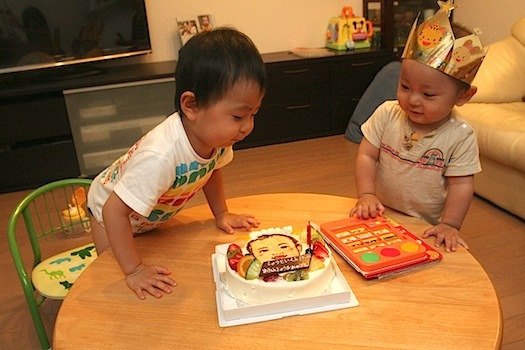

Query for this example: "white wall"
[140,0,524,64]
[142,0,358,63]
[455,0,525,46]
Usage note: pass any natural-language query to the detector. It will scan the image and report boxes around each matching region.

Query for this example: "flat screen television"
[0,0,151,75]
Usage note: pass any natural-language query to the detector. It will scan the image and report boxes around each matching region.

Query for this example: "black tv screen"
[0,0,151,74]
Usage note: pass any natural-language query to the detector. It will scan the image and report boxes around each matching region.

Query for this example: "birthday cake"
[223,225,335,305]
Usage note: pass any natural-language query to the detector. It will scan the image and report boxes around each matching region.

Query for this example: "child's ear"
[456,86,477,106]
[180,91,198,120]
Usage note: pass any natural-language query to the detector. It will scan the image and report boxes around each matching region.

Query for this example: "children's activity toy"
[319,216,442,278]
[326,6,373,50]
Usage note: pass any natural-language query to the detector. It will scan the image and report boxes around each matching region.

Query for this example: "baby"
[350,0,485,253]
[88,28,267,299]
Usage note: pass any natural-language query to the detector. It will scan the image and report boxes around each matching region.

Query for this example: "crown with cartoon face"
[401,0,485,85]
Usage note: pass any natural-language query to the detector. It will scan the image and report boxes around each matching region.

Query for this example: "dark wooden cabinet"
[364,0,440,54]
[239,58,331,148]
[330,54,392,132]
[0,92,79,193]
[0,61,176,193]
[237,50,392,149]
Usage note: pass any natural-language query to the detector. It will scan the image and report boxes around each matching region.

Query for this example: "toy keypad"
[320,217,428,272]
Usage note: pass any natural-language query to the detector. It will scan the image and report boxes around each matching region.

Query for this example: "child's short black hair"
[174,27,266,113]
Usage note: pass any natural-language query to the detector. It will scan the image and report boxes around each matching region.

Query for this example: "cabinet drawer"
[330,56,391,132]
[64,78,175,176]
[238,60,331,148]
[79,116,166,148]
[238,100,331,148]
[0,139,79,193]
[265,62,330,103]
[1,92,71,143]
[330,57,391,98]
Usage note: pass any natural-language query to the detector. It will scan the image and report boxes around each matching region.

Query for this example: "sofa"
[455,15,525,219]
[345,15,525,219]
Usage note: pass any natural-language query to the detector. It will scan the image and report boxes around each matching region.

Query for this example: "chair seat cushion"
[32,243,98,299]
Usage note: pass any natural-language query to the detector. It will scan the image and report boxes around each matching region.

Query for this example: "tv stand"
[1,50,393,193]
[0,60,177,193]
[35,65,105,82]
[1,60,177,99]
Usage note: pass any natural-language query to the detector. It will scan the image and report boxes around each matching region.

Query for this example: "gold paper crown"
[401,0,485,85]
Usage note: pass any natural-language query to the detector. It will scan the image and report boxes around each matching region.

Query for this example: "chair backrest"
[8,178,93,272]
[7,178,93,350]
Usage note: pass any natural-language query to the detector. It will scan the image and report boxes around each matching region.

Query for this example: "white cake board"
[212,243,359,327]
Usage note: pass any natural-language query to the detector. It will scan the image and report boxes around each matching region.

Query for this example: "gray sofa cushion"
[345,61,401,143]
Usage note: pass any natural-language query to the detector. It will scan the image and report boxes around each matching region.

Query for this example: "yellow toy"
[326,6,373,51]
[61,187,90,234]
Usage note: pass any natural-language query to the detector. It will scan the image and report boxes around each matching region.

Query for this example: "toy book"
[318,216,442,278]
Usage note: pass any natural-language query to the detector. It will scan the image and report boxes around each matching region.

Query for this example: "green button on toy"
[361,252,380,263]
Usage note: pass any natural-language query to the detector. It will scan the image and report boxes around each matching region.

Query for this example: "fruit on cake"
[223,225,335,304]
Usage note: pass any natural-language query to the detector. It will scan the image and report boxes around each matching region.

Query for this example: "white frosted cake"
[223,225,335,305]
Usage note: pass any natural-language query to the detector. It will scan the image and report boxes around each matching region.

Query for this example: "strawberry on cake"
[223,225,335,305]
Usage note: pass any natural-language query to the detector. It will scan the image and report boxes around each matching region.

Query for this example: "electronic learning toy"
[319,216,442,278]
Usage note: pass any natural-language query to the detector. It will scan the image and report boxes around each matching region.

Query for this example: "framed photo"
[177,19,199,45]
[197,14,214,32]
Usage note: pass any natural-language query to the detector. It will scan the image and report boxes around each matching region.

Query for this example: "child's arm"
[423,175,473,252]
[102,192,177,299]
[203,169,259,233]
[350,138,385,218]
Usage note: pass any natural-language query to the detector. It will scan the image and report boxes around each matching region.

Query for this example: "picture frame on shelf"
[177,19,199,45]
[197,14,214,32]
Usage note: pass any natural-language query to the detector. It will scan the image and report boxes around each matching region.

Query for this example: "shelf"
[364,0,439,52]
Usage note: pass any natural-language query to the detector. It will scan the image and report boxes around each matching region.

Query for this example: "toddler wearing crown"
[350,0,485,252]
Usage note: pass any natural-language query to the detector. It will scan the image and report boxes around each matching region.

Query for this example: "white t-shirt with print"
[87,112,233,233]
[361,101,481,224]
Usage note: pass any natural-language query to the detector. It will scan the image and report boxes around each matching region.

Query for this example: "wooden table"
[54,194,502,349]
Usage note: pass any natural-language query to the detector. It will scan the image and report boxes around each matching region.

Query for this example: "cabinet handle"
[286,104,310,110]
[350,61,374,67]
[284,68,309,74]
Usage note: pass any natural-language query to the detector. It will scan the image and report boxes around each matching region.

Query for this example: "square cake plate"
[212,243,359,327]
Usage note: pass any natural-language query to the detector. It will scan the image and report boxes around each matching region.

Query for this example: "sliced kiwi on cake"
[245,259,263,280]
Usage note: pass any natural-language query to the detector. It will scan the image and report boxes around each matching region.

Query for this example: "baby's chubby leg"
[89,212,110,253]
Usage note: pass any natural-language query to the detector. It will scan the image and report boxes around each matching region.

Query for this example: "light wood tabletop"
[53,193,502,350]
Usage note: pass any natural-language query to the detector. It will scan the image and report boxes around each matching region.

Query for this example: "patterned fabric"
[32,243,98,299]
[361,101,481,224]
[88,112,233,233]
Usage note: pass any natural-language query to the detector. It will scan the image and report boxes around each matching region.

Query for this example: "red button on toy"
[380,247,400,257]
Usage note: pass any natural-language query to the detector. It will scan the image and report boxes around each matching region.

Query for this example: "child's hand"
[350,194,385,219]
[215,212,260,234]
[423,223,470,252]
[125,263,177,300]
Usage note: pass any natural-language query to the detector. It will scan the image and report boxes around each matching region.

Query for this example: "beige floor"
[1,135,524,349]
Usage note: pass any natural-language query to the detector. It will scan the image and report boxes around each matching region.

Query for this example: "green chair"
[7,178,98,350]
